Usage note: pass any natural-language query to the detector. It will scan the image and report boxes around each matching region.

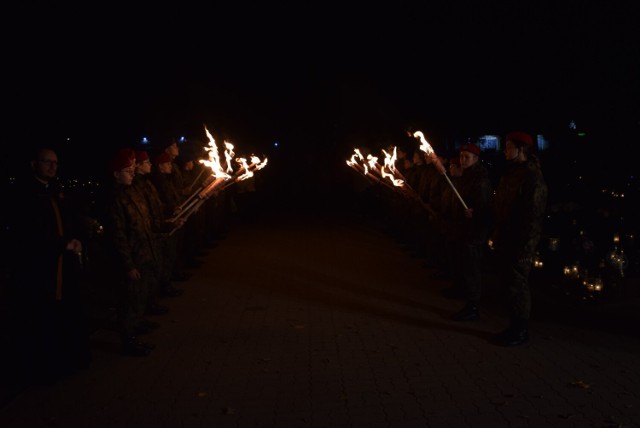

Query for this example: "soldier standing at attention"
[451,143,492,322]
[490,132,547,346]
[104,149,158,356]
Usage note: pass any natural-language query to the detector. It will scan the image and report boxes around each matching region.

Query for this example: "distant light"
[273,140,280,148]
[578,132,586,137]
[569,120,577,129]
[141,137,150,145]
[179,136,186,143]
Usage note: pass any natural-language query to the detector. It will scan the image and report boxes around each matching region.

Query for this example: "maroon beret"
[506,131,534,147]
[154,152,172,165]
[110,148,135,172]
[135,150,149,163]
[459,143,480,156]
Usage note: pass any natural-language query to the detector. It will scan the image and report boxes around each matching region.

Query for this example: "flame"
[366,154,379,171]
[223,141,235,173]
[347,148,369,175]
[253,155,268,170]
[381,147,403,187]
[235,154,269,181]
[382,147,398,173]
[413,131,434,156]
[200,127,232,180]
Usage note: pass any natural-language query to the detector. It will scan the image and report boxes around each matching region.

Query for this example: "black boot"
[452,303,479,321]
[122,336,152,357]
[145,302,169,316]
[494,318,529,346]
[158,283,184,298]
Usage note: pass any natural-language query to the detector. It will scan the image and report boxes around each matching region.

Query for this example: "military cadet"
[490,132,548,346]
[131,150,176,315]
[450,143,492,322]
[104,148,158,356]
[437,154,464,295]
[151,151,187,292]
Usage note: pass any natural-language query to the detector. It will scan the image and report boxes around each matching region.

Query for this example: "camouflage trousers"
[496,247,536,320]
[117,263,153,340]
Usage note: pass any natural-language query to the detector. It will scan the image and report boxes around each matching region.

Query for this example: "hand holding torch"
[413,131,468,210]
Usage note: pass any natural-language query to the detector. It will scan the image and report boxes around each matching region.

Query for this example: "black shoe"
[145,303,169,316]
[494,327,529,346]
[159,285,184,298]
[453,304,479,321]
[186,258,204,269]
[123,338,152,357]
[135,319,160,335]
[430,270,450,280]
[441,286,465,300]
[171,271,190,282]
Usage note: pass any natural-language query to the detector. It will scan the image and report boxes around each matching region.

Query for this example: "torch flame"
[201,126,232,180]
[223,141,235,173]
[413,131,434,156]
[380,147,404,187]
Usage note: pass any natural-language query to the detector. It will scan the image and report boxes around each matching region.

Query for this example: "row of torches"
[346,130,468,211]
[346,130,631,296]
[168,126,268,231]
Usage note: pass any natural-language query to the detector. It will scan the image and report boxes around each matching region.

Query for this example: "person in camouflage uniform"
[104,149,158,356]
[450,143,492,322]
[422,153,451,277]
[151,151,187,291]
[438,155,464,287]
[131,150,181,315]
[490,132,548,346]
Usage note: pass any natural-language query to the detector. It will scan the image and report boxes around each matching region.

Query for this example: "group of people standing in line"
[3,139,234,390]
[370,131,547,347]
[2,130,546,392]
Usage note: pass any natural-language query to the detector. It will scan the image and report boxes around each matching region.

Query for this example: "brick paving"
[1,204,639,428]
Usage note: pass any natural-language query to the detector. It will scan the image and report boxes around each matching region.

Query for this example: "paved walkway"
[1,199,639,428]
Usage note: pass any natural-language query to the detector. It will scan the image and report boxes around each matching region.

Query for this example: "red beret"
[159,139,178,150]
[110,148,135,172]
[135,150,149,163]
[459,143,480,156]
[506,131,534,147]
[154,152,172,165]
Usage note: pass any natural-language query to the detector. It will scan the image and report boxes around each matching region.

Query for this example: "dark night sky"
[4,3,639,175]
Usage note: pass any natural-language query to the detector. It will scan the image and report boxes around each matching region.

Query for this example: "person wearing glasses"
[6,147,90,387]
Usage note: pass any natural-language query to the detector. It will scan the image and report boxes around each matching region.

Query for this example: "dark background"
[3,3,639,181]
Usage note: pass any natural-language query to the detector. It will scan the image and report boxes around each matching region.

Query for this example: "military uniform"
[104,182,159,345]
[450,160,492,312]
[131,174,173,307]
[151,163,187,284]
[492,158,548,330]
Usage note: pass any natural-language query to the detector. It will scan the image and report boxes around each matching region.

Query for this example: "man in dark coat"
[7,147,90,386]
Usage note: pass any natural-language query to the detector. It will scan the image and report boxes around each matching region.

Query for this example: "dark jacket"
[492,158,548,259]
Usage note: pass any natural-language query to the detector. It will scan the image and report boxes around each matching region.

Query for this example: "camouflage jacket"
[491,159,548,258]
[131,175,170,233]
[151,171,183,215]
[104,183,158,273]
[450,162,492,243]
